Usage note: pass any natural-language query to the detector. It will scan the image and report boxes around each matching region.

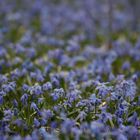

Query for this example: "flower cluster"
[0,0,140,140]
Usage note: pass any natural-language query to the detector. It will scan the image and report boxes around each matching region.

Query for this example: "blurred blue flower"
[42,82,52,91]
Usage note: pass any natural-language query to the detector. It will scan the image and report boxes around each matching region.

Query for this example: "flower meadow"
[0,0,140,140]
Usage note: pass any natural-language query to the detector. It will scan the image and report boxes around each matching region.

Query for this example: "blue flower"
[0,75,8,84]
[122,61,130,70]
[61,119,75,134]
[22,84,29,91]
[13,119,24,127]
[34,118,40,127]
[128,112,137,124]
[42,82,52,91]
[121,80,136,100]
[0,96,3,105]
[36,74,44,82]
[51,76,60,87]
[39,127,57,139]
[29,85,43,95]
[41,109,53,120]
[117,134,127,140]
[30,102,39,111]
[13,99,18,107]
[2,81,16,93]
[3,109,13,122]
[51,88,64,101]
[40,119,47,126]
[44,62,53,74]
[89,94,97,103]
[20,94,28,105]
